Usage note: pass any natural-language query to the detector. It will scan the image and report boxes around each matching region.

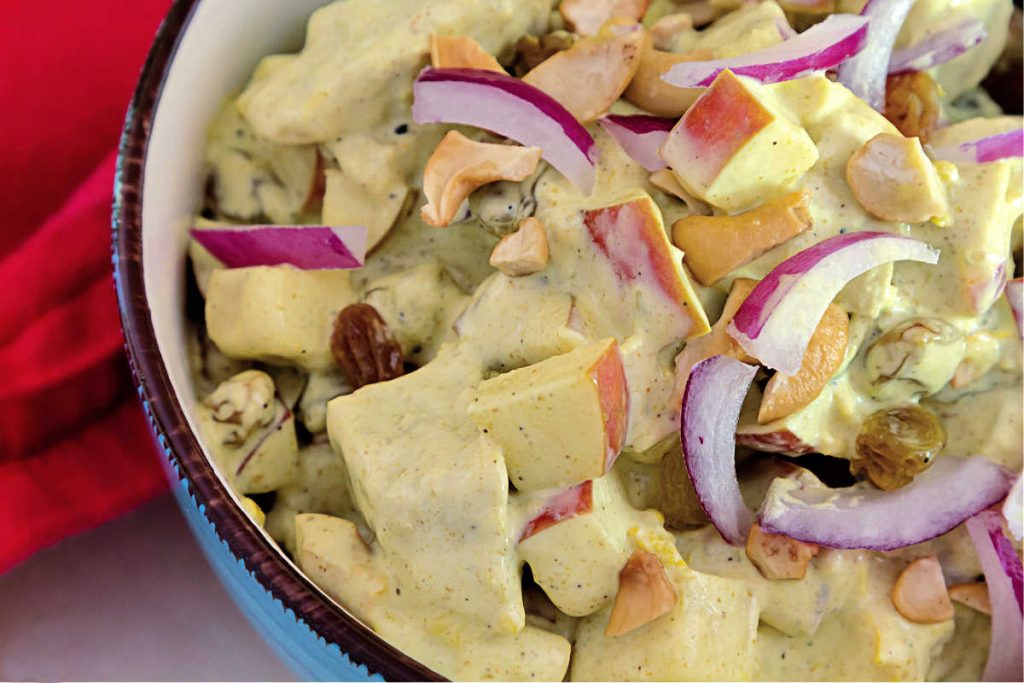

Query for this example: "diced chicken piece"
[571,569,759,680]
[205,266,356,371]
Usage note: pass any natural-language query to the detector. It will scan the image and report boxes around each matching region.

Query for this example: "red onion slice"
[1005,474,1023,541]
[598,115,675,172]
[929,128,1024,164]
[190,225,367,270]
[680,355,758,545]
[661,14,869,87]
[412,67,597,193]
[837,0,914,111]
[759,456,1016,550]
[727,231,939,374]
[888,18,987,74]
[966,510,1024,682]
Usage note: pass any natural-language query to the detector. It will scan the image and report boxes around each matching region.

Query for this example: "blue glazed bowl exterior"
[112,2,442,680]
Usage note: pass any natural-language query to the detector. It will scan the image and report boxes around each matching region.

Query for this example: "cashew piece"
[421,131,541,227]
[605,550,678,636]
[891,556,955,624]
[489,217,550,276]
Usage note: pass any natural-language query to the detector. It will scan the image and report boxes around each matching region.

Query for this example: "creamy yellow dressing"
[185,0,1022,679]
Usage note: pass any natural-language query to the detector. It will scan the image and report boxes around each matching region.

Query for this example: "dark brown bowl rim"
[111,2,443,680]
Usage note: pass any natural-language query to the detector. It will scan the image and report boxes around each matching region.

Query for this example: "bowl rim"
[111,2,443,680]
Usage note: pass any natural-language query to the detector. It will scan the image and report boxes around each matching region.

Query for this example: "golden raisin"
[853,406,946,490]
[884,72,940,143]
[331,304,404,388]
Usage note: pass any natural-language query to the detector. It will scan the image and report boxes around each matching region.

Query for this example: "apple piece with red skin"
[520,480,594,542]
[517,475,662,616]
[659,69,818,212]
[582,192,709,339]
[469,338,628,491]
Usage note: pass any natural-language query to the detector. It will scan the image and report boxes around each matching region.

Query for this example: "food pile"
[185,0,1023,679]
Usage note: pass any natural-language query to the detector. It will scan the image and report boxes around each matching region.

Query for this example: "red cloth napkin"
[0,0,173,574]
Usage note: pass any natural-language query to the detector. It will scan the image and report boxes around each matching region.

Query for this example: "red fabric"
[0,0,173,574]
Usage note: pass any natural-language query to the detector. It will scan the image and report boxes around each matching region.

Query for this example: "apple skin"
[519,480,594,542]
[469,339,628,491]
[659,70,818,212]
[668,69,775,189]
[591,341,629,470]
[583,193,709,338]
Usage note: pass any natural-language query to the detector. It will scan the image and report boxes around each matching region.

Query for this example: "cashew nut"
[421,131,541,227]
[489,217,549,276]
[430,34,505,73]
[891,556,955,624]
[605,550,678,636]
[846,133,948,224]
[560,0,650,36]
[671,190,813,286]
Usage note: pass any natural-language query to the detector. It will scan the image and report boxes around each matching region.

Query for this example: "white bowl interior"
[142,0,330,513]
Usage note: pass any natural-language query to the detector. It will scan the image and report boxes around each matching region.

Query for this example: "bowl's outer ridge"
[112,1,444,680]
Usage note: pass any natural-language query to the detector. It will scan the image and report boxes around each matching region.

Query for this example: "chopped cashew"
[948,582,991,615]
[950,332,1000,389]
[846,133,948,224]
[605,550,678,636]
[523,23,647,122]
[758,304,848,424]
[490,217,550,276]
[891,556,955,624]
[624,45,712,117]
[203,369,276,446]
[421,131,541,227]
[745,523,819,580]
[649,13,695,51]
[559,0,650,36]
[430,34,506,73]
[649,169,711,216]
[671,190,813,286]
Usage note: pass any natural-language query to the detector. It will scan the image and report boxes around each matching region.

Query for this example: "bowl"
[112,1,442,679]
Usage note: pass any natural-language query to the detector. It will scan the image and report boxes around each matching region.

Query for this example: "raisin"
[331,304,404,388]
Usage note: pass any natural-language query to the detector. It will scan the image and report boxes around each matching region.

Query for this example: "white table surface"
[0,494,296,682]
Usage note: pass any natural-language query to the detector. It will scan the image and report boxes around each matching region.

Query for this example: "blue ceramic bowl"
[112,1,441,680]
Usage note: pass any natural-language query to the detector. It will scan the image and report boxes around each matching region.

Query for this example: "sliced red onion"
[190,225,366,270]
[837,0,914,111]
[930,129,1024,164]
[1005,474,1023,541]
[1008,278,1024,338]
[680,355,758,546]
[888,18,987,74]
[661,14,869,87]
[727,231,939,374]
[412,67,597,193]
[966,511,1024,682]
[598,115,675,172]
[759,455,1016,550]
